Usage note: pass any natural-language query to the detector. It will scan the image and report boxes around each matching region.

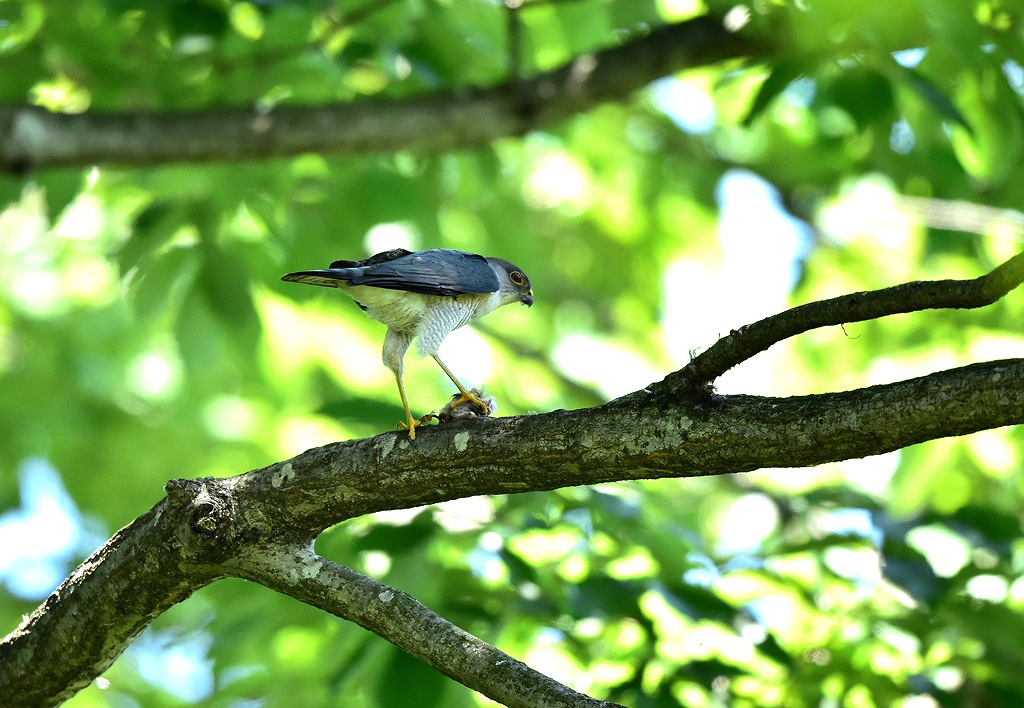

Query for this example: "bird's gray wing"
[282,249,500,296]
[347,249,499,296]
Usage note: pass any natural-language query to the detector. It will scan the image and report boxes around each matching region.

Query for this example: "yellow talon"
[451,390,491,415]
[431,355,492,415]
[398,418,422,440]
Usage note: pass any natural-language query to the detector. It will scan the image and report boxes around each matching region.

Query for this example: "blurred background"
[1,0,1024,706]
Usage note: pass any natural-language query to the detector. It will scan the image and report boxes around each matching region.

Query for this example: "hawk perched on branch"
[283,248,534,439]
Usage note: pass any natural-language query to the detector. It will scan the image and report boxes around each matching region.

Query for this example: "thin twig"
[659,249,1024,393]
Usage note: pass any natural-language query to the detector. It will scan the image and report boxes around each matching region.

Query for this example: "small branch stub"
[165,478,236,559]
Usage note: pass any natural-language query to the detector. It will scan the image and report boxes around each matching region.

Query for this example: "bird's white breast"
[339,283,500,356]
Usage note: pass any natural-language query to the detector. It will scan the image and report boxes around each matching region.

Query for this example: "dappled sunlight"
[258,287,390,394]
[522,639,591,695]
[30,72,91,113]
[968,331,1024,362]
[468,532,508,586]
[63,256,118,306]
[434,496,496,533]
[0,177,132,318]
[553,333,661,398]
[818,176,921,276]
[866,348,964,387]
[654,76,717,135]
[640,589,786,683]
[663,170,809,395]
[0,186,63,319]
[605,546,659,580]
[358,550,392,579]
[662,258,719,365]
[202,395,262,442]
[437,326,496,390]
[52,192,105,241]
[363,221,419,253]
[965,574,1008,603]
[3,1,1024,704]
[713,493,780,556]
[7,266,65,319]
[749,451,901,497]
[522,149,593,213]
[1007,576,1024,610]
[508,526,583,566]
[656,0,703,22]
[906,525,971,578]
[965,428,1018,479]
[124,339,184,403]
[274,415,351,458]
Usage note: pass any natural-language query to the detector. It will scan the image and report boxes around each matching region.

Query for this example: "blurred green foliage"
[1,0,1023,706]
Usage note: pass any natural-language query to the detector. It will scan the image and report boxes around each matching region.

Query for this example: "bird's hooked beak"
[522,291,534,307]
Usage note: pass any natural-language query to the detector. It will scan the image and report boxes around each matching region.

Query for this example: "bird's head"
[488,258,534,307]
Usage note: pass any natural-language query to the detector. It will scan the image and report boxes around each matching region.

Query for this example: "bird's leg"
[394,371,422,440]
[384,330,422,440]
[431,355,491,415]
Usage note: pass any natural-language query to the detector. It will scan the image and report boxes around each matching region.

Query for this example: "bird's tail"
[280,270,354,288]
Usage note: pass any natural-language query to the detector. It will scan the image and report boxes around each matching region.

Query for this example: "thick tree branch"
[3,357,1021,705]
[0,16,765,171]
[198,357,1024,541]
[0,488,225,706]
[663,250,1024,393]
[235,544,624,708]
[2,255,1021,705]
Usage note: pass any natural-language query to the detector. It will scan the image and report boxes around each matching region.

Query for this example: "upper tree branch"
[0,16,765,172]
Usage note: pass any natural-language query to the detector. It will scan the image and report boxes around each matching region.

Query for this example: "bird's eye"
[510,271,525,285]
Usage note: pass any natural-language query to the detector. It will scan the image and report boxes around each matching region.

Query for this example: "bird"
[282,248,534,439]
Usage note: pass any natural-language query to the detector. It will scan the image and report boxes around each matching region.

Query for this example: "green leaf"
[896,65,972,133]
[169,0,229,39]
[819,65,895,129]
[377,647,448,708]
[118,202,183,271]
[743,58,815,126]
[127,245,200,323]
